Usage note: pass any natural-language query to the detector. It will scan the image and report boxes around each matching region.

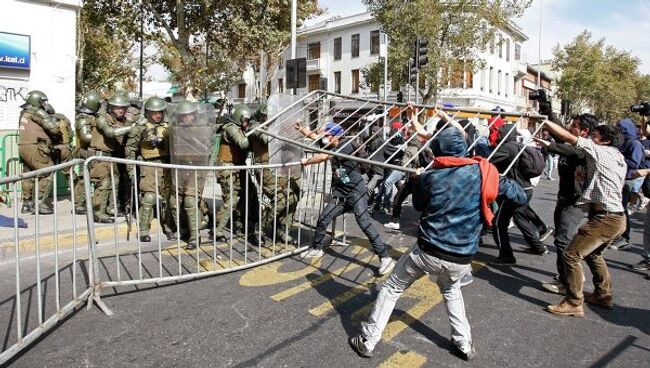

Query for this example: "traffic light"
[409,58,417,84]
[417,37,428,68]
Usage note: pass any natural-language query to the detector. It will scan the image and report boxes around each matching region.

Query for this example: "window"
[506,39,511,62]
[351,69,360,93]
[480,69,486,91]
[370,30,380,55]
[498,41,503,59]
[279,56,284,69]
[465,70,474,89]
[334,37,342,60]
[334,72,341,94]
[308,42,320,60]
[351,34,360,58]
[266,82,271,98]
[505,73,510,96]
[278,78,284,93]
[450,66,464,88]
[515,44,521,61]
[490,39,495,54]
[497,70,502,95]
[238,83,246,99]
[489,67,494,93]
[308,75,320,92]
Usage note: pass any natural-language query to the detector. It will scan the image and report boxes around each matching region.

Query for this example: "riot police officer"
[125,97,176,242]
[124,91,143,124]
[18,90,68,214]
[73,91,102,214]
[168,100,213,249]
[213,104,258,243]
[89,94,133,223]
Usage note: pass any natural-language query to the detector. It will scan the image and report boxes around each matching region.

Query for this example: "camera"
[528,89,548,102]
[630,101,650,116]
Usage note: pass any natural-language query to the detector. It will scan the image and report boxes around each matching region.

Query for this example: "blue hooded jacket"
[617,118,644,179]
[414,128,526,264]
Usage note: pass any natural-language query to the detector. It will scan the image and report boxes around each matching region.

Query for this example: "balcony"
[307,58,324,73]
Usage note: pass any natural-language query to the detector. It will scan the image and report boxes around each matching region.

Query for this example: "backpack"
[517,145,545,179]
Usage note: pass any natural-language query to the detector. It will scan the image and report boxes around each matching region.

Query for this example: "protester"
[542,121,626,317]
[534,114,596,294]
[295,121,396,276]
[349,124,527,361]
[372,121,406,215]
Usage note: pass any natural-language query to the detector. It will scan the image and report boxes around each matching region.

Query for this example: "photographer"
[295,122,396,276]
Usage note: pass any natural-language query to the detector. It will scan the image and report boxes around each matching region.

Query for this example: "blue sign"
[0,32,31,70]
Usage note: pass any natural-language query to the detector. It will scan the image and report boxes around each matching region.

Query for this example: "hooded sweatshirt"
[414,127,526,264]
[617,118,644,179]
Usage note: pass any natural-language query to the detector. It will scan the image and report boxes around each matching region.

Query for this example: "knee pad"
[141,192,156,206]
[98,178,113,191]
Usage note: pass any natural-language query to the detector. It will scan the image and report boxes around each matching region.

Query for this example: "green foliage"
[363,0,531,103]
[552,30,648,123]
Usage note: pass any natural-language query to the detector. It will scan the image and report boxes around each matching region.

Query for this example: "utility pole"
[291,0,297,95]
[138,2,144,98]
[381,33,389,129]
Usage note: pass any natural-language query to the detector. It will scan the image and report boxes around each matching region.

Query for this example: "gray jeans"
[361,245,473,352]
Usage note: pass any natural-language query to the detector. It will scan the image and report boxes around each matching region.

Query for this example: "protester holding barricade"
[349,125,527,361]
[124,97,177,242]
[489,123,548,265]
[542,120,626,317]
[372,121,405,215]
[534,113,595,294]
[296,121,395,276]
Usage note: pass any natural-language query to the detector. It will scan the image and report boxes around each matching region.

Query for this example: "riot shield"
[267,93,306,177]
[169,102,216,189]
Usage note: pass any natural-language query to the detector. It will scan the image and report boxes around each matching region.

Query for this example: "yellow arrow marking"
[378,351,427,368]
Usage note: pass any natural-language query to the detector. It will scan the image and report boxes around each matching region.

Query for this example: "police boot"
[21,201,34,214]
[36,203,54,215]
[94,189,114,223]
[139,192,155,242]
[164,231,177,241]
[74,206,87,215]
[183,196,201,250]
[278,226,294,243]
[140,235,151,242]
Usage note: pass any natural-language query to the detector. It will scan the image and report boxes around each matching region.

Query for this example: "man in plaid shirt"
[541,119,626,317]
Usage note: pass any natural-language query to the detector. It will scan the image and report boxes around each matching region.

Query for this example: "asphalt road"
[2,179,649,367]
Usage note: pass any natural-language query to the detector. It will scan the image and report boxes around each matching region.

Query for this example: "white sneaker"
[541,281,566,295]
[378,257,395,275]
[384,222,400,230]
[508,220,515,229]
[640,197,650,209]
[460,272,474,287]
[300,248,324,258]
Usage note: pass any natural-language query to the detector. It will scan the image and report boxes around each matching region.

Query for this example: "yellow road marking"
[378,351,427,368]
[271,247,373,301]
[309,278,381,317]
[240,257,323,286]
[383,277,443,341]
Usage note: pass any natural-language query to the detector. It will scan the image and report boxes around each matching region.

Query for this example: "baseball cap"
[324,121,344,137]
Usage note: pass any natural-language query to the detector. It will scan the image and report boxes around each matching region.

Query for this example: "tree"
[76,1,140,95]
[552,30,644,122]
[363,0,531,104]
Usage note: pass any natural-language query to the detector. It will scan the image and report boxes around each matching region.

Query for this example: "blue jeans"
[375,169,404,209]
[361,245,473,353]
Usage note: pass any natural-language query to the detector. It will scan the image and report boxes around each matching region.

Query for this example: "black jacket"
[489,124,531,188]
[546,141,587,204]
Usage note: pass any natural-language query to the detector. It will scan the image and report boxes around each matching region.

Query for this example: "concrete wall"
[0,0,81,133]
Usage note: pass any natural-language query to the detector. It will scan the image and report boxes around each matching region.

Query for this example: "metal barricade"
[1,133,21,197]
[0,159,92,365]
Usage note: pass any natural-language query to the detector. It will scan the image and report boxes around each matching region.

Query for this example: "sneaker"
[539,227,554,242]
[631,260,650,271]
[545,299,584,317]
[300,248,324,259]
[541,281,566,295]
[508,220,515,229]
[457,343,477,361]
[488,257,516,266]
[378,257,396,275]
[583,292,614,309]
[348,335,373,358]
[383,222,400,231]
[460,272,474,287]
[608,238,631,251]
[639,197,650,210]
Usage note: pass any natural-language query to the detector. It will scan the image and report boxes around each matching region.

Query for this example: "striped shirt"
[575,137,626,212]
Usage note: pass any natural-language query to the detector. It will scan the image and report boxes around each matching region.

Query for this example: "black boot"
[74,206,86,215]
[164,231,177,241]
[140,235,151,242]
[21,202,34,214]
[185,238,200,250]
[37,204,54,215]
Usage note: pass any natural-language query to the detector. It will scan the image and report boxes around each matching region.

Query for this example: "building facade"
[0,0,81,133]
[230,12,534,113]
